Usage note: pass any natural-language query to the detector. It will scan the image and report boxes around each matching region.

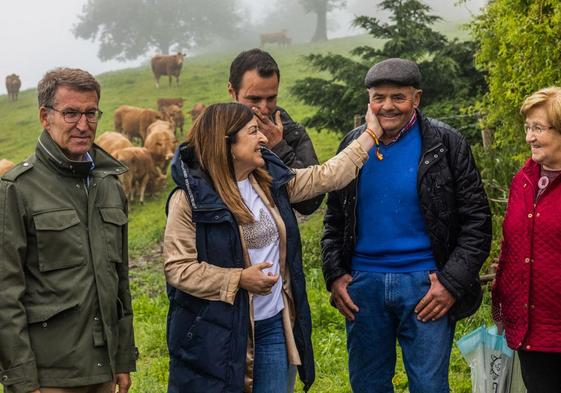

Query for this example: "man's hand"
[415,273,455,322]
[330,274,359,321]
[111,372,132,393]
[239,262,279,295]
[252,107,283,149]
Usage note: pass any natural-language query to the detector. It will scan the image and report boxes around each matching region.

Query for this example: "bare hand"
[356,105,383,152]
[30,390,41,393]
[365,104,383,139]
[252,107,283,149]
[415,273,455,322]
[111,373,132,393]
[330,274,359,321]
[239,262,279,295]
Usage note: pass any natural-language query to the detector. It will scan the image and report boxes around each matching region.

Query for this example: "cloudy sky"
[0,0,486,95]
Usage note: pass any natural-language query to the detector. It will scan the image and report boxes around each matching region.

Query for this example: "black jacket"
[272,107,324,215]
[321,111,492,320]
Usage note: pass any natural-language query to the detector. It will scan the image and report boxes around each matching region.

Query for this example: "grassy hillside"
[0,30,490,392]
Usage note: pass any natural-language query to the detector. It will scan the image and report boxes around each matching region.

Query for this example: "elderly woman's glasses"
[524,123,555,134]
[46,106,103,124]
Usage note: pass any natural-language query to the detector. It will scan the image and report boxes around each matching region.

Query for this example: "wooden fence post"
[481,128,492,150]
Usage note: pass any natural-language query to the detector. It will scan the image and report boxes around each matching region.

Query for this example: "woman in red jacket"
[493,87,561,393]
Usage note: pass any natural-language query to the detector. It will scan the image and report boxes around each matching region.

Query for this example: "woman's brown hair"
[186,103,273,224]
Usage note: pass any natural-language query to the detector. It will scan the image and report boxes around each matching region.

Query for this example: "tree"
[73,0,240,61]
[472,0,561,154]
[291,0,486,133]
[298,0,346,42]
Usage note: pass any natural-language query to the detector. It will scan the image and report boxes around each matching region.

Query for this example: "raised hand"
[252,107,283,149]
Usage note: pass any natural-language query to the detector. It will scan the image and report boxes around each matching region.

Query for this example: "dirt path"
[129,241,163,268]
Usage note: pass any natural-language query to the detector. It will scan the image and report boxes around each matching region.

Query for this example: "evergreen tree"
[472,0,561,153]
[291,0,485,135]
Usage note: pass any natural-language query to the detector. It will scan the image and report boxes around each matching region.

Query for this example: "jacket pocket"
[99,207,127,263]
[26,303,80,368]
[167,301,209,356]
[33,209,85,272]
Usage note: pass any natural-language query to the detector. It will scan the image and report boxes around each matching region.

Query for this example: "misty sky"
[0,0,486,95]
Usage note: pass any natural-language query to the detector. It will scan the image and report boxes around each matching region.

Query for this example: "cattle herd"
[2,40,294,202]
[2,52,205,204]
[97,99,205,204]
[0,93,205,204]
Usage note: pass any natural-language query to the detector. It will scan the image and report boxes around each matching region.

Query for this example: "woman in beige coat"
[164,102,382,393]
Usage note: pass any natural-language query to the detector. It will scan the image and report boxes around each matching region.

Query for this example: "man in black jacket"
[321,58,491,393]
[228,48,323,215]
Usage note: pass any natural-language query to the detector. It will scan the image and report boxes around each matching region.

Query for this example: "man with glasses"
[0,68,136,393]
[322,58,492,392]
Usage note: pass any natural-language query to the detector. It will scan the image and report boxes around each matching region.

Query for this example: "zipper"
[180,159,197,209]
[351,179,358,250]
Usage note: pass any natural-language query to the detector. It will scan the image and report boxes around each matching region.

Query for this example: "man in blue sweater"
[321,58,491,392]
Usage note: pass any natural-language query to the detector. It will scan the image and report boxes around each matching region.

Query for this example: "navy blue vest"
[166,144,315,393]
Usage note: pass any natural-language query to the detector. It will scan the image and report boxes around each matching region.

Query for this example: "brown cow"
[96,132,134,156]
[260,31,291,48]
[114,105,167,144]
[145,121,177,174]
[5,74,21,101]
[161,104,184,135]
[189,102,206,122]
[0,159,16,176]
[151,53,186,88]
[113,147,167,204]
[157,98,184,111]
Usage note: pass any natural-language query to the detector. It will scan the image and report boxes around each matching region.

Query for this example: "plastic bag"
[456,325,518,393]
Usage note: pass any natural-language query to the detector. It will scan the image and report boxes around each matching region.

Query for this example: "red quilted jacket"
[493,159,561,352]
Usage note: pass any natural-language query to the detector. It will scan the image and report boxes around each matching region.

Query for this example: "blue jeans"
[346,270,455,393]
[253,312,290,393]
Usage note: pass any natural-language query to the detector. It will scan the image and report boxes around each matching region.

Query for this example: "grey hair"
[37,68,100,107]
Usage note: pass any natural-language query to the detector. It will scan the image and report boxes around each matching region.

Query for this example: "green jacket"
[0,131,136,393]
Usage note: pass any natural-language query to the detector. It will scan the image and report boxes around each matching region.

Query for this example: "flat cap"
[364,58,421,89]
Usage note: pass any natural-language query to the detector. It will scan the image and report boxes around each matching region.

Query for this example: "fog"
[0,0,486,95]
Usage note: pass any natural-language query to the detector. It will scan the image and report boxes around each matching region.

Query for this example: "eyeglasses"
[46,106,103,123]
[524,123,555,134]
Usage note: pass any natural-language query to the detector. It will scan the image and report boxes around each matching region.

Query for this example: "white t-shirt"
[238,179,284,321]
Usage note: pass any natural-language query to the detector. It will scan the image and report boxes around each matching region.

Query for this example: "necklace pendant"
[375,148,384,160]
[538,175,549,190]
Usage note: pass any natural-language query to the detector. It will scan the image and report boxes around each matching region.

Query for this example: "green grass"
[0,29,492,392]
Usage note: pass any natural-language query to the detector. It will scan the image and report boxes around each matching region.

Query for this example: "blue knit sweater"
[351,122,437,273]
